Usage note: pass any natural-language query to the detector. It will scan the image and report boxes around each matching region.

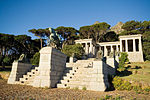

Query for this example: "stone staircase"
[15,66,39,85]
[57,59,97,89]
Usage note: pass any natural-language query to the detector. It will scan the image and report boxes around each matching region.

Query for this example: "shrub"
[133,86,142,92]
[3,56,11,66]
[144,87,150,92]
[62,44,84,59]
[112,76,132,90]
[74,87,79,90]
[30,52,40,65]
[112,76,150,93]
[145,55,150,61]
[118,52,129,69]
[105,95,112,100]
[82,87,86,90]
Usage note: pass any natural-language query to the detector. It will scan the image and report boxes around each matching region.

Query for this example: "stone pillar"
[89,42,93,54]
[33,47,67,88]
[139,38,142,52]
[90,61,107,91]
[93,46,95,55]
[120,40,123,52]
[125,39,128,52]
[104,46,107,56]
[116,45,119,52]
[133,39,136,52]
[110,45,113,52]
[85,43,89,54]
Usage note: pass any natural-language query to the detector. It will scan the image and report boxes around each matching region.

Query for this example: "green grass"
[120,62,150,84]
[121,74,150,83]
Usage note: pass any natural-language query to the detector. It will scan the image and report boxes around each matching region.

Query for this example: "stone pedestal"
[87,61,108,91]
[86,60,116,91]
[32,47,67,88]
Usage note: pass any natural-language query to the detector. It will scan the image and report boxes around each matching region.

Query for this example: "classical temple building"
[75,34,144,62]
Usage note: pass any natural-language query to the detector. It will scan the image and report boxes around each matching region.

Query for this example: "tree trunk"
[40,38,42,49]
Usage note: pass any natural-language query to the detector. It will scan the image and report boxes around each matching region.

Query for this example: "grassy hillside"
[121,62,150,84]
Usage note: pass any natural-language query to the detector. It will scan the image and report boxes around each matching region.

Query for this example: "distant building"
[75,34,144,62]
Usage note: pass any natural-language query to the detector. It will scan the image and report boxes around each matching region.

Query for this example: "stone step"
[63,75,75,80]
[67,63,91,68]
[23,75,28,78]
[57,84,66,88]
[35,67,39,70]
[66,72,76,76]
[31,68,39,72]
[18,67,39,85]
[27,72,35,76]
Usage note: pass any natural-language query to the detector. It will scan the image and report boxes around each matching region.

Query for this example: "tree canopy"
[79,22,110,43]
[28,28,50,48]
[55,26,79,48]
[120,20,150,60]
[0,33,42,66]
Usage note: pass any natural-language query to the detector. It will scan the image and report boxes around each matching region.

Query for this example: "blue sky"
[0,0,150,39]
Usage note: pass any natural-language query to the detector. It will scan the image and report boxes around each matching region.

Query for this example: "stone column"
[125,39,128,52]
[104,46,107,56]
[116,45,119,52]
[111,45,113,52]
[133,39,136,52]
[89,42,93,53]
[120,40,123,52]
[85,43,89,54]
[139,38,142,52]
[89,42,93,57]
[93,46,95,55]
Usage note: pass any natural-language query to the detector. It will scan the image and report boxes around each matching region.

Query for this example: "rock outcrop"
[110,22,124,34]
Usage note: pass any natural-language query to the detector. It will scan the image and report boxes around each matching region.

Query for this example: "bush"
[143,87,150,92]
[3,56,11,66]
[112,76,132,91]
[145,55,150,61]
[118,52,129,69]
[82,87,86,90]
[62,44,84,59]
[112,76,150,92]
[30,52,40,65]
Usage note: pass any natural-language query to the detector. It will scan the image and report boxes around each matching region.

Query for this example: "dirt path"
[0,79,149,100]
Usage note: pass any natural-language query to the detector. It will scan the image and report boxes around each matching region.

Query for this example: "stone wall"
[128,52,144,62]
[7,62,32,84]
[32,47,67,88]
